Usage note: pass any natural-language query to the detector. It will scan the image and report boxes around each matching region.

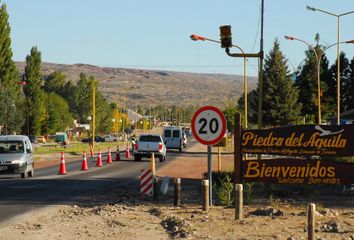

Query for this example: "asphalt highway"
[0,148,189,223]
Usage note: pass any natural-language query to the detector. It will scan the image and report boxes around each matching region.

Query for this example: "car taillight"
[135,143,138,150]
[159,143,163,152]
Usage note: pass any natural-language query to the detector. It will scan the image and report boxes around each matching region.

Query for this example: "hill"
[15,62,258,109]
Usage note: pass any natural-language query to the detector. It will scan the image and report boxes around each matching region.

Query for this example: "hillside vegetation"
[16,62,257,108]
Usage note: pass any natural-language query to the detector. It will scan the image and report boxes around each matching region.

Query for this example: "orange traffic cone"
[125,144,130,158]
[115,145,121,161]
[89,144,94,158]
[106,148,112,164]
[81,151,89,171]
[96,149,103,167]
[58,152,67,175]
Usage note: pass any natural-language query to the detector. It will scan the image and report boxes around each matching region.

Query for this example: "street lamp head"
[189,34,206,41]
[346,40,354,44]
[306,5,316,11]
[284,35,295,41]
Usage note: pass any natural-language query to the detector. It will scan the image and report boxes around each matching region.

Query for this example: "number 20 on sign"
[191,106,227,145]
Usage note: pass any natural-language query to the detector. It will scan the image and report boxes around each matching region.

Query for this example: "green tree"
[238,89,259,127]
[24,46,46,135]
[68,73,93,123]
[95,90,112,133]
[0,3,24,134]
[328,52,351,113]
[295,34,333,123]
[223,99,239,132]
[44,71,66,95]
[43,92,73,134]
[347,57,354,110]
[262,39,301,126]
[65,73,113,133]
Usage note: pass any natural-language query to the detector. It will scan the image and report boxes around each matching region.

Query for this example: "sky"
[3,0,354,77]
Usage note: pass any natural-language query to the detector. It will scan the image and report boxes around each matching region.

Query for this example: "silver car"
[0,135,34,178]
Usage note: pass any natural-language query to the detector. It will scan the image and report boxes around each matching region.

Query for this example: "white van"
[0,135,34,178]
[163,126,183,151]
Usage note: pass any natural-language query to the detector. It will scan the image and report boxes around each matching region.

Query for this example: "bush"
[216,174,234,206]
[244,182,255,205]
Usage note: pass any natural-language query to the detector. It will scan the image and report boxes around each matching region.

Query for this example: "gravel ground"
[0,185,353,240]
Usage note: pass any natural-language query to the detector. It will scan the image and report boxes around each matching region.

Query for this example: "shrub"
[216,174,234,206]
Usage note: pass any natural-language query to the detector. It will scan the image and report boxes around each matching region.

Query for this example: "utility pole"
[257,0,264,129]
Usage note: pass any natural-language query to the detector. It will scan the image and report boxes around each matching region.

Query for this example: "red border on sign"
[191,106,227,145]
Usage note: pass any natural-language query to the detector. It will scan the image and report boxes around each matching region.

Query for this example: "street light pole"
[285,36,354,124]
[258,0,265,129]
[92,81,96,147]
[285,35,321,124]
[307,5,354,125]
[115,96,119,144]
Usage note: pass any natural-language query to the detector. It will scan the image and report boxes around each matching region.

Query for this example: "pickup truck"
[133,134,166,162]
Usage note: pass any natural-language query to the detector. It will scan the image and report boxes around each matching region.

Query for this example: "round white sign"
[191,106,227,145]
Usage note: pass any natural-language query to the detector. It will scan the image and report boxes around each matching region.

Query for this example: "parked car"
[0,135,34,178]
[104,134,116,142]
[81,136,105,143]
[163,126,183,152]
[104,134,123,142]
[37,136,47,143]
[133,134,166,162]
[55,132,70,145]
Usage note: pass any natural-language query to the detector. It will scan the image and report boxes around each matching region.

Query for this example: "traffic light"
[219,25,232,48]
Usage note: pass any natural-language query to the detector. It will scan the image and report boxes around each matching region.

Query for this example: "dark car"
[81,136,105,143]
[28,135,38,144]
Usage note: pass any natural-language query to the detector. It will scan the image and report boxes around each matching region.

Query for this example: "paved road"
[0,145,195,223]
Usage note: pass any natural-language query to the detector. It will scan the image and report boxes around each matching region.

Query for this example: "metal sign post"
[191,106,227,206]
[207,145,212,205]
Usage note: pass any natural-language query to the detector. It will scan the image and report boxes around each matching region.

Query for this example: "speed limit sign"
[191,106,227,145]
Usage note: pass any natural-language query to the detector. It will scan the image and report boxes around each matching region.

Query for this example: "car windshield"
[0,140,24,154]
[139,135,161,142]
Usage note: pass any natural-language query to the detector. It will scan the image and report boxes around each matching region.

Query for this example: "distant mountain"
[15,62,258,109]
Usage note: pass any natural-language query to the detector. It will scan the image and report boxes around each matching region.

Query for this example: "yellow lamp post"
[285,35,322,124]
[91,81,96,147]
[285,36,354,124]
[307,6,354,125]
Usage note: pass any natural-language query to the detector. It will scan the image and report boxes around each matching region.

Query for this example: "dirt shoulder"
[0,185,353,240]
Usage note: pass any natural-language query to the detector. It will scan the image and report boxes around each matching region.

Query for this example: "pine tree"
[295,49,318,122]
[262,39,301,126]
[0,3,24,134]
[347,57,354,110]
[328,52,351,113]
[24,46,46,135]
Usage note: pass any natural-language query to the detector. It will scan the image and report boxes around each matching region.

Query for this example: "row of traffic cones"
[59,145,126,175]
[88,144,131,160]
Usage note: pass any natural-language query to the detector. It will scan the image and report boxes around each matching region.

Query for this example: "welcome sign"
[241,125,354,157]
[242,159,353,185]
